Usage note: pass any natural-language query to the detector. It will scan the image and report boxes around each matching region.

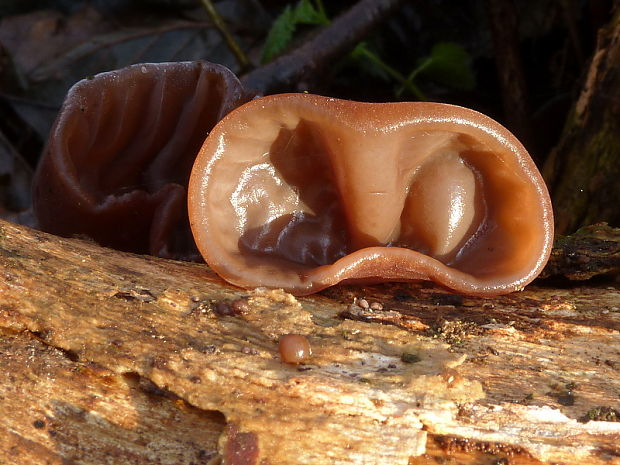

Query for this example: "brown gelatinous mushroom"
[33,61,253,260]
[188,94,553,296]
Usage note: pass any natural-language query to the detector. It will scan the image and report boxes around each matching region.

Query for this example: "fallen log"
[0,218,618,465]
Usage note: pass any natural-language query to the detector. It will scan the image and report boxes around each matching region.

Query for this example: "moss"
[544,24,620,234]
[579,406,620,423]
[581,118,620,227]
[552,125,620,232]
[428,319,480,347]
[540,222,620,280]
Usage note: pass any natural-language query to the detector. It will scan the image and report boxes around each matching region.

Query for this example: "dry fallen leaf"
[0,4,235,139]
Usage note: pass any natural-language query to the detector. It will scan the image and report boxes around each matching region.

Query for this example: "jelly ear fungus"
[33,61,252,260]
[188,93,554,296]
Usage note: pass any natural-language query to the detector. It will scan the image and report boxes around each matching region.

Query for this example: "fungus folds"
[188,93,553,296]
[33,61,251,260]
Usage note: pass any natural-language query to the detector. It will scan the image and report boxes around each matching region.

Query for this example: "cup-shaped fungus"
[188,94,553,296]
[33,61,252,260]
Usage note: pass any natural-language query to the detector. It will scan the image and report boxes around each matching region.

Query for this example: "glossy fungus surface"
[279,334,312,364]
[189,93,554,296]
[33,61,252,260]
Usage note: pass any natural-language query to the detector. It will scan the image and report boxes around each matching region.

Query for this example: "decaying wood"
[0,328,223,464]
[0,218,619,465]
[543,7,620,234]
[540,222,620,280]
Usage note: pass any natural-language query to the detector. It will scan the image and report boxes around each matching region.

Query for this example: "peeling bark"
[0,219,618,465]
[540,222,620,280]
[543,8,620,234]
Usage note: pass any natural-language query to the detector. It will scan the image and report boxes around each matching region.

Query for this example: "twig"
[241,0,407,95]
[199,0,251,72]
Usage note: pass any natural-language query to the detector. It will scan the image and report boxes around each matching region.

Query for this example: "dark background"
[0,0,615,230]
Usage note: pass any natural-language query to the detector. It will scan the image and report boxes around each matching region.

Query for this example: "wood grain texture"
[0,218,618,465]
[0,328,223,464]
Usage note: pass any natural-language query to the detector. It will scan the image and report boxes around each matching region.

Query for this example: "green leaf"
[261,5,296,64]
[261,0,329,64]
[293,0,329,25]
[419,42,475,91]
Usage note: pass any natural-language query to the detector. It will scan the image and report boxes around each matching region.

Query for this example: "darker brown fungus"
[33,61,253,260]
[188,93,554,296]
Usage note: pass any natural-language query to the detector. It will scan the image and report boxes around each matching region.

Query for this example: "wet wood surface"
[0,218,618,465]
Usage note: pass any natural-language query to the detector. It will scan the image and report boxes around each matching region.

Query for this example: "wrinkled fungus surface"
[33,61,252,260]
[189,94,553,296]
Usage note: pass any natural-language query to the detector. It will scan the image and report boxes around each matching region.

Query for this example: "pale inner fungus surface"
[189,94,553,295]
